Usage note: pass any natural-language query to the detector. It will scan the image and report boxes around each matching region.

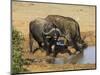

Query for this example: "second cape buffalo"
[29,18,66,56]
[45,15,87,52]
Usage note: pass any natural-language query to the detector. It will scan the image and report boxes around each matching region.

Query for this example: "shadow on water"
[52,46,95,64]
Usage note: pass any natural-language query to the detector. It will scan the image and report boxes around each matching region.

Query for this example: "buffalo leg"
[46,48,52,56]
[45,43,52,56]
[33,42,42,54]
[52,45,58,57]
[29,32,33,52]
[53,50,58,57]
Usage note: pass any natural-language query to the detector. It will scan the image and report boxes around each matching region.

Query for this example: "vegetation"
[12,28,24,74]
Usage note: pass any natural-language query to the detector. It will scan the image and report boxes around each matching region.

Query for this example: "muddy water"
[53,46,95,64]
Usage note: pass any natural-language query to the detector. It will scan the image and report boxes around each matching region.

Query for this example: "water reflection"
[77,46,95,64]
[53,46,95,64]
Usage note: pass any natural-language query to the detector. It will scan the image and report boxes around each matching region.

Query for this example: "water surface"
[54,46,95,64]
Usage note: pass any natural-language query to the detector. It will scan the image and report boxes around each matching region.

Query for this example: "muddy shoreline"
[21,46,96,73]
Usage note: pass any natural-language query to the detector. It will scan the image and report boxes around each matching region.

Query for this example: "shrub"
[12,28,24,74]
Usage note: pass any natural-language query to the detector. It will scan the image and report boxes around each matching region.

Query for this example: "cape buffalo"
[29,18,62,56]
[45,15,87,52]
